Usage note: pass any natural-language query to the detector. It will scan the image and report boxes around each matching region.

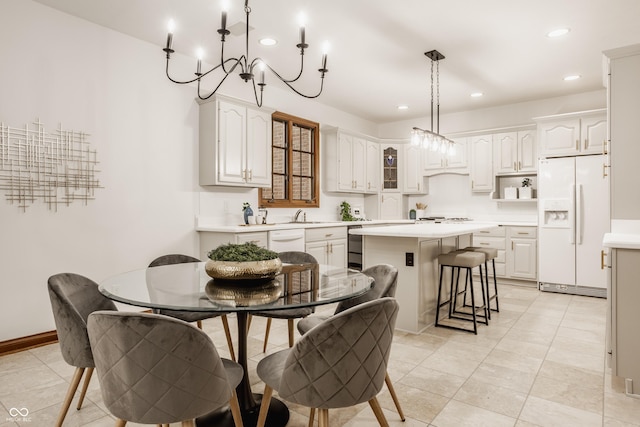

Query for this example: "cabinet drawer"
[474,226,506,237]
[509,226,537,238]
[472,236,506,250]
[306,226,347,242]
[235,232,268,248]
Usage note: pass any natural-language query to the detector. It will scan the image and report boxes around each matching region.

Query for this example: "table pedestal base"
[196,393,289,427]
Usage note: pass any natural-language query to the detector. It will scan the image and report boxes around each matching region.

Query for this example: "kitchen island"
[350,222,499,333]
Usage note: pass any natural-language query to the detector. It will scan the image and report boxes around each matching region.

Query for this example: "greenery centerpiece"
[205,242,282,281]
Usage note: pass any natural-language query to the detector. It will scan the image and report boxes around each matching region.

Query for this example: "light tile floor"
[1,284,640,426]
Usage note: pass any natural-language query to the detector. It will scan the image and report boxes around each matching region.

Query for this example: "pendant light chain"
[430,59,434,133]
[436,59,440,134]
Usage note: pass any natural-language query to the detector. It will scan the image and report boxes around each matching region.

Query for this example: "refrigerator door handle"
[576,184,583,245]
[570,184,576,244]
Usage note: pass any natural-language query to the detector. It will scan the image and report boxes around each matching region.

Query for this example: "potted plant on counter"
[205,242,282,282]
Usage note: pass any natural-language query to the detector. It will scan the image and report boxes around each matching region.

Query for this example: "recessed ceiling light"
[259,38,277,46]
[547,28,570,38]
[470,92,483,98]
[564,75,581,81]
[397,105,409,110]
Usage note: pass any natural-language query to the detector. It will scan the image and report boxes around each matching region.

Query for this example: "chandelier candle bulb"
[165,19,175,52]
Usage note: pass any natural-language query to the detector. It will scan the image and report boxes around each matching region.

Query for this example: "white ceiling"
[32,0,640,123]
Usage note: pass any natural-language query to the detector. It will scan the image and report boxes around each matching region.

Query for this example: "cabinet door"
[337,133,354,191]
[494,132,517,174]
[218,100,247,184]
[351,137,367,192]
[508,238,537,279]
[328,238,348,269]
[581,114,607,155]
[518,130,537,172]
[422,147,444,172]
[246,107,272,186]
[538,118,580,157]
[380,193,403,220]
[403,144,424,193]
[365,140,380,193]
[470,135,494,192]
[305,241,328,265]
[446,137,468,171]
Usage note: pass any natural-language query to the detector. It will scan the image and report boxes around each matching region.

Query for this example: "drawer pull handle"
[479,242,490,246]
[517,232,528,235]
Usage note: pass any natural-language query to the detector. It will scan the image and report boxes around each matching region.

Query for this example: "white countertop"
[603,233,640,250]
[349,222,500,239]
[195,219,414,233]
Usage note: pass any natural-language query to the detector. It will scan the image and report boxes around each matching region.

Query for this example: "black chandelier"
[162,0,329,107]
[411,50,455,155]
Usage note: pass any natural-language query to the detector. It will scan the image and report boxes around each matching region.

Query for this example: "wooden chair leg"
[368,397,389,427]
[247,314,252,332]
[256,385,273,427]
[308,408,316,427]
[384,372,405,421]
[221,315,236,361]
[263,318,272,352]
[196,320,203,329]
[76,367,94,410]
[287,318,295,348]
[318,408,329,427]
[229,389,244,427]
[55,367,84,427]
[181,420,195,427]
[114,419,127,427]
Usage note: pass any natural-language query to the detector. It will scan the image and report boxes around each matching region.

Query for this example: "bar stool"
[461,246,500,319]
[435,250,488,334]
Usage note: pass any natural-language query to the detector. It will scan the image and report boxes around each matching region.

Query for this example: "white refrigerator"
[538,155,610,297]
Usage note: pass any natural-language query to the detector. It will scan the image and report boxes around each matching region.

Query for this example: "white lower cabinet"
[507,227,537,280]
[472,225,537,282]
[305,227,347,268]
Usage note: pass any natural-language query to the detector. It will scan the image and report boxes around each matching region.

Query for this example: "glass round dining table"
[99,261,373,427]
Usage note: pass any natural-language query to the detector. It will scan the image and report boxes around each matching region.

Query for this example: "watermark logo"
[7,407,31,422]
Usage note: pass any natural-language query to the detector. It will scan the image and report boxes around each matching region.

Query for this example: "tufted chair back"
[148,253,200,267]
[277,297,399,409]
[87,311,234,425]
[47,273,117,368]
[335,264,398,314]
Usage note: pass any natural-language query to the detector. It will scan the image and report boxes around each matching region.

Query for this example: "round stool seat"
[437,251,485,269]
[462,246,498,260]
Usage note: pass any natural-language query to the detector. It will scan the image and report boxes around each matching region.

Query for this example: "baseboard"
[0,330,58,356]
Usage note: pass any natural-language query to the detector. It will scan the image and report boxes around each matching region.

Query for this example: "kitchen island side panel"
[362,235,460,333]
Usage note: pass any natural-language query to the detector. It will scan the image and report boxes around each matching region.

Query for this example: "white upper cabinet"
[422,137,469,175]
[403,144,426,194]
[469,134,494,192]
[537,110,606,158]
[324,128,380,194]
[199,96,273,187]
[365,140,380,193]
[493,129,537,174]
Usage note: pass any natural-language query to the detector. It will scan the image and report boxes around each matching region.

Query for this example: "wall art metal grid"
[0,119,101,212]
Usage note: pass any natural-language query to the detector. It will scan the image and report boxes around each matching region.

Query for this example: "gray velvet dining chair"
[148,254,236,361]
[87,310,244,427]
[249,251,318,352]
[255,297,399,427]
[297,263,405,422]
[47,273,118,427]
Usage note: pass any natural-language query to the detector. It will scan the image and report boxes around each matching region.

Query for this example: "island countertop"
[349,222,499,239]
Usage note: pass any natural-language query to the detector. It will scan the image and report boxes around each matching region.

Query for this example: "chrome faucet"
[293,209,304,222]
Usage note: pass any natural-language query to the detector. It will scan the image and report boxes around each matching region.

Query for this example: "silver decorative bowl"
[204,258,282,281]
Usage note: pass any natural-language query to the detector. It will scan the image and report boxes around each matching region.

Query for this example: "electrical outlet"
[405,252,414,267]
